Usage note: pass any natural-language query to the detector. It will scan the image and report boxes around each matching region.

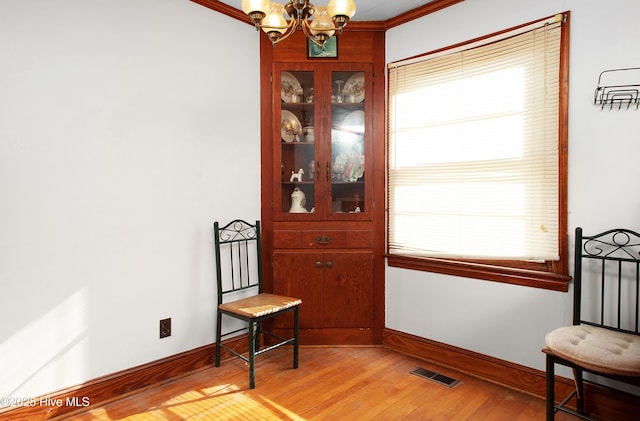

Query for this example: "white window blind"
[388,17,563,261]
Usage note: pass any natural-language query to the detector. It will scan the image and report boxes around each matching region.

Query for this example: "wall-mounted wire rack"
[593,67,640,110]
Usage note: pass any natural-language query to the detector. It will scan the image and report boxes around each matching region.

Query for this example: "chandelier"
[241,0,357,48]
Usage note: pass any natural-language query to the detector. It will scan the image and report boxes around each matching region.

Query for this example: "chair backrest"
[214,219,263,305]
[574,227,640,335]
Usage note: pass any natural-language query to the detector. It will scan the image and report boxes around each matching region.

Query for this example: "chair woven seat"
[219,293,302,319]
[545,325,640,376]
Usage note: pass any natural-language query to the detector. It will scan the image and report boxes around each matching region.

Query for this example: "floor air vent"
[410,367,461,388]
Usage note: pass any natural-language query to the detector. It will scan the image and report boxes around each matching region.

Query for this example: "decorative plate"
[341,110,365,134]
[343,72,365,103]
[281,72,302,103]
[281,110,302,142]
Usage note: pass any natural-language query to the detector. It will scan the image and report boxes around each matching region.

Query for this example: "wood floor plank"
[57,346,571,420]
[307,352,404,418]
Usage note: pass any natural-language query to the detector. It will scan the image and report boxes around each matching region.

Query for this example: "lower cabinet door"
[272,250,374,330]
[323,251,374,328]
[272,251,324,329]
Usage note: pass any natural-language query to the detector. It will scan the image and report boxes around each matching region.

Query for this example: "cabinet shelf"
[331,180,364,185]
[282,102,314,106]
[282,181,314,186]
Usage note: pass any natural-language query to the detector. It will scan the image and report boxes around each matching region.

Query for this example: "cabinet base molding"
[382,328,640,420]
[272,327,375,345]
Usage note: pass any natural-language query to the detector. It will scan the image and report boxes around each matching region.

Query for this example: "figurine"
[289,187,308,213]
[290,168,304,182]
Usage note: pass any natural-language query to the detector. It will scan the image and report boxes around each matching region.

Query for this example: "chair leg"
[215,310,222,367]
[248,321,256,389]
[254,321,261,353]
[293,307,299,369]
[574,368,585,415]
[546,353,555,420]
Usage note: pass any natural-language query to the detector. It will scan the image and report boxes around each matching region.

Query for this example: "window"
[387,14,570,291]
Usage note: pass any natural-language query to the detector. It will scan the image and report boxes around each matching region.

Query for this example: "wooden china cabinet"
[260,29,385,345]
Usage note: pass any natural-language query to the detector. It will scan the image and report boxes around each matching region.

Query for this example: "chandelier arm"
[269,19,298,45]
[300,19,324,47]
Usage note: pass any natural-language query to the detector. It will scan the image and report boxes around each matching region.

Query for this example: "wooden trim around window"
[386,13,571,292]
[387,254,570,291]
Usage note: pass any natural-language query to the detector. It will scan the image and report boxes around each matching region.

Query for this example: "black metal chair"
[213,219,301,389]
[543,227,640,420]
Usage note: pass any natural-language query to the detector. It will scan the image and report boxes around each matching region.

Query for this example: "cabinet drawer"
[348,230,374,248]
[300,231,373,248]
[273,231,301,249]
[300,231,347,248]
[275,230,374,249]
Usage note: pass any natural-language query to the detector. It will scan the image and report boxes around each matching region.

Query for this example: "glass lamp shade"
[241,0,270,15]
[309,6,335,38]
[327,0,356,19]
[262,4,288,34]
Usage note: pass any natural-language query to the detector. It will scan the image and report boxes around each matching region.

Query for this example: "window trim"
[386,13,571,292]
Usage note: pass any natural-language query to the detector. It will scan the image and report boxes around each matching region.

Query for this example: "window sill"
[386,254,570,292]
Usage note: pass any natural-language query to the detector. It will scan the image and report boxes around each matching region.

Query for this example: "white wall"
[0,0,261,398]
[386,0,640,373]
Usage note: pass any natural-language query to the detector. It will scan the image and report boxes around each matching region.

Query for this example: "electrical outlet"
[159,318,171,339]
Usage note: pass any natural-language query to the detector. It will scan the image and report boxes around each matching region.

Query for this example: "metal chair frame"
[545,227,640,420]
[214,219,300,389]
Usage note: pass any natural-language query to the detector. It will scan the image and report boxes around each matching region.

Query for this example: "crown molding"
[190,0,464,31]
[385,0,464,29]
[190,0,251,24]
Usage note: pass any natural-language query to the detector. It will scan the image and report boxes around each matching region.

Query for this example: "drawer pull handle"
[316,236,331,245]
[315,261,322,268]
[326,261,333,268]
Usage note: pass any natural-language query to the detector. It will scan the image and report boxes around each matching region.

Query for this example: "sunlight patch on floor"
[142,384,308,420]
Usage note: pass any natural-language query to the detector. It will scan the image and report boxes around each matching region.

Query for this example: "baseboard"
[0,338,245,421]
[383,328,640,421]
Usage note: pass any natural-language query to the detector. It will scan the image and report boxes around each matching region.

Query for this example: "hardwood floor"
[56,346,573,420]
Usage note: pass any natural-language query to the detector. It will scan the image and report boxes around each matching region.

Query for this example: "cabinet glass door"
[330,70,366,215]
[279,70,316,215]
